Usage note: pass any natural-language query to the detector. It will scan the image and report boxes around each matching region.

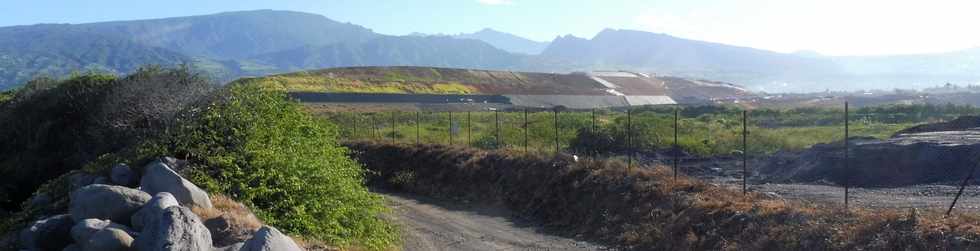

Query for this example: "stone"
[63,244,82,251]
[162,157,188,172]
[140,161,213,209]
[71,218,136,245]
[69,172,100,191]
[84,228,134,251]
[204,214,254,247]
[131,192,180,231]
[19,214,74,251]
[94,177,109,185]
[213,242,244,251]
[110,163,137,187]
[240,226,302,251]
[134,206,212,251]
[70,184,151,225]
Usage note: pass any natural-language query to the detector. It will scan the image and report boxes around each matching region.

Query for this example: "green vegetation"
[0,69,396,250]
[322,104,980,157]
[237,73,477,94]
[168,84,396,249]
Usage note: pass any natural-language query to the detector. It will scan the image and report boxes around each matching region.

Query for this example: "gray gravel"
[381,192,609,251]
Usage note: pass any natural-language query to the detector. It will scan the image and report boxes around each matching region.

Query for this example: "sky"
[2,0,979,56]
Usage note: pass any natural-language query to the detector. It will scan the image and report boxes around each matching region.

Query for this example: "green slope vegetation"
[0,24,190,89]
[249,35,525,71]
[235,66,612,95]
[0,68,396,250]
[76,10,380,60]
[237,70,478,94]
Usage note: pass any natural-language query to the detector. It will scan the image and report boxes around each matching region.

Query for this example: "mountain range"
[1,9,979,92]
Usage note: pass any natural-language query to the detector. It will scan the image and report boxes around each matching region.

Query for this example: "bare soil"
[676,156,980,213]
[381,191,608,251]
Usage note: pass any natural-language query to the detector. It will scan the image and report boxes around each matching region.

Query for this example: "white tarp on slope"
[625,96,677,106]
[505,95,676,109]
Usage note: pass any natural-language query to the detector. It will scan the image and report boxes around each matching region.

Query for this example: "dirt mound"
[348,141,980,250]
[764,130,980,187]
[894,116,980,136]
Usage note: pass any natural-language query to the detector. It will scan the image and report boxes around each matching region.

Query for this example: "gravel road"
[381,192,608,251]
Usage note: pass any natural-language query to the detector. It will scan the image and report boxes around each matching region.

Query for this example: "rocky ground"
[9,158,304,251]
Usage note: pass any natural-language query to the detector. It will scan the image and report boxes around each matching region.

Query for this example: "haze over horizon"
[3,0,979,56]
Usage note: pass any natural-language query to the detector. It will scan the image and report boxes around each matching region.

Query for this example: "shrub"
[0,74,117,210]
[0,67,214,211]
[164,84,396,249]
[0,69,396,250]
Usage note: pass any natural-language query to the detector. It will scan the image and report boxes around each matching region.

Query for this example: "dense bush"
[0,67,213,211]
[0,74,117,210]
[162,84,396,249]
[0,69,396,250]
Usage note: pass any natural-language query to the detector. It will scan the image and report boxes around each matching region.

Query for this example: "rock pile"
[17,158,303,251]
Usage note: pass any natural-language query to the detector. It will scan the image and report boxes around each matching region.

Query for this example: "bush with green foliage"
[161,84,396,249]
[0,67,213,211]
[0,69,397,250]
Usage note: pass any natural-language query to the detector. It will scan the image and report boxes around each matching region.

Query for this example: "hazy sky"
[2,0,979,56]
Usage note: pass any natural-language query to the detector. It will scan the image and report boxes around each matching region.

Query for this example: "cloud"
[477,0,512,5]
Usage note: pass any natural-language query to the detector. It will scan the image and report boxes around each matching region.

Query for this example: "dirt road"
[381,192,607,251]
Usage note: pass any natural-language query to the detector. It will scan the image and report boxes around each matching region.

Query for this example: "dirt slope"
[382,192,606,251]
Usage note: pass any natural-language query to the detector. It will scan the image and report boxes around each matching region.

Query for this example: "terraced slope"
[238,66,751,107]
[238,66,609,95]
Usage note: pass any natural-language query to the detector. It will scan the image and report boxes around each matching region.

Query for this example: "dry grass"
[192,194,264,247]
[193,194,353,250]
[348,141,980,250]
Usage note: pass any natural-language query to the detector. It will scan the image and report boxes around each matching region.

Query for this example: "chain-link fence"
[330,103,980,215]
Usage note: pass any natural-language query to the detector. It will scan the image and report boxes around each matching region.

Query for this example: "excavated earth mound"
[765,118,980,187]
[893,116,980,136]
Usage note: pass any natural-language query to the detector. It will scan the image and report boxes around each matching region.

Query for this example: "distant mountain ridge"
[541,29,846,91]
[1,10,980,92]
[249,35,525,71]
[454,28,550,55]
[74,10,380,60]
[0,24,190,87]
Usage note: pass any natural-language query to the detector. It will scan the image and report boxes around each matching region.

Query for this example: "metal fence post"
[674,109,679,182]
[948,163,978,216]
[554,108,560,154]
[524,108,529,153]
[628,108,634,173]
[742,110,748,195]
[352,112,357,141]
[495,110,501,149]
[372,114,379,140]
[844,101,850,209]
[467,111,472,146]
[416,111,420,145]
[592,108,597,158]
[391,111,397,142]
[448,111,453,145]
